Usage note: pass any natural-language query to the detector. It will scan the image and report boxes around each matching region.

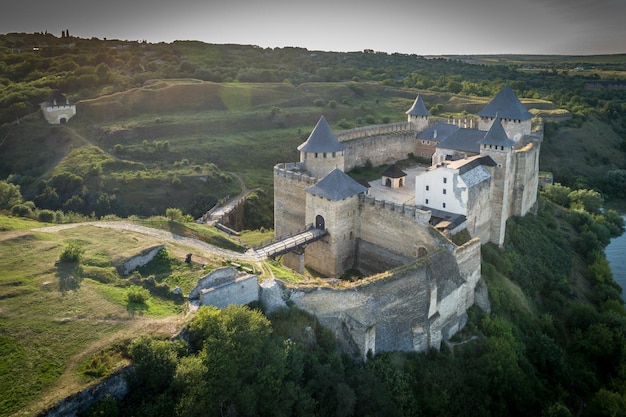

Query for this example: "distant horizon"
[6,30,626,58]
[3,0,626,57]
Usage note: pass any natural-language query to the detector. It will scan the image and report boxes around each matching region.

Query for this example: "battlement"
[360,194,431,224]
[274,163,317,185]
[336,122,411,141]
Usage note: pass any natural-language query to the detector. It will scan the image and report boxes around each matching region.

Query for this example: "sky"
[2,0,626,55]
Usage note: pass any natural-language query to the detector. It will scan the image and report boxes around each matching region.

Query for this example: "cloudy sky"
[3,0,625,55]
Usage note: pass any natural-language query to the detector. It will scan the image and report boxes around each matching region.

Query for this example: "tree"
[568,188,602,214]
[543,183,572,207]
[166,207,184,221]
[604,169,626,198]
[0,180,22,210]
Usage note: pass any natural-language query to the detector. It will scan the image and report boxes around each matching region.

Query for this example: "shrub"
[165,207,184,221]
[59,242,84,263]
[37,209,55,223]
[127,286,150,305]
[11,203,32,218]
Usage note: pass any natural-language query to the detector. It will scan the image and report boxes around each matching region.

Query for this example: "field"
[0,215,304,416]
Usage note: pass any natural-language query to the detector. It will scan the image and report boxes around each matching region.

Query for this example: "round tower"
[406,94,430,132]
[298,115,346,179]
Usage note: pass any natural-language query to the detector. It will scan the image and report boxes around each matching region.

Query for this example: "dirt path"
[33,221,261,262]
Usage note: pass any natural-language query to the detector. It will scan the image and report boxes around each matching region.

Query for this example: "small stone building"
[40,91,76,124]
[381,163,407,188]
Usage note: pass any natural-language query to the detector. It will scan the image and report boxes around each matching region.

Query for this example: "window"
[443,202,446,208]
[323,153,327,158]
[425,199,429,204]
[314,153,318,158]
[426,185,429,191]
[443,189,446,194]
[443,177,447,184]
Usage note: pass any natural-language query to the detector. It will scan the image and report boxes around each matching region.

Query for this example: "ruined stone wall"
[198,275,259,308]
[340,133,416,171]
[286,248,478,357]
[121,245,164,275]
[273,164,316,238]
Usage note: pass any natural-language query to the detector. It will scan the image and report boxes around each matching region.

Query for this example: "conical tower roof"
[405,94,430,116]
[477,85,533,120]
[479,117,516,147]
[297,115,345,153]
[305,168,367,201]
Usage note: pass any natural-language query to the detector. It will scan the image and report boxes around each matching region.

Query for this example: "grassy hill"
[0,214,281,416]
[0,79,570,223]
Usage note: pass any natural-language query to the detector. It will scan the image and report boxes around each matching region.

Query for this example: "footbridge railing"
[254,226,327,259]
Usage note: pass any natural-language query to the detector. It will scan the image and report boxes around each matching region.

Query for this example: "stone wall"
[41,104,76,124]
[121,245,164,275]
[512,142,540,217]
[335,122,411,141]
[273,164,316,238]
[39,368,131,417]
[284,248,481,357]
[358,195,443,261]
[340,132,416,171]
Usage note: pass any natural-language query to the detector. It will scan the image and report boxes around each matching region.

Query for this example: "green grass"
[0,216,219,415]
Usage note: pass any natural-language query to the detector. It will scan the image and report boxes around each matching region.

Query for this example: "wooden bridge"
[253,227,327,259]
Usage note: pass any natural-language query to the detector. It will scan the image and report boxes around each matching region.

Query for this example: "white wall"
[415,168,468,215]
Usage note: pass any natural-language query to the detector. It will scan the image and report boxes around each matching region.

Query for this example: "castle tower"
[304,169,367,277]
[477,85,533,142]
[406,94,430,132]
[479,117,516,245]
[298,116,346,179]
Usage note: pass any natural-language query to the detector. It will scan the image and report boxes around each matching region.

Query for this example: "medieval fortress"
[265,85,542,357]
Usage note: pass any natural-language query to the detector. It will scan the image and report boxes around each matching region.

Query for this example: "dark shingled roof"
[382,164,407,178]
[458,156,497,175]
[477,85,533,120]
[479,118,516,147]
[305,168,367,201]
[406,95,430,116]
[435,128,486,153]
[297,115,345,153]
[417,123,459,141]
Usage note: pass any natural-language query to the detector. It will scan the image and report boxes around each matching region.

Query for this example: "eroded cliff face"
[262,241,486,358]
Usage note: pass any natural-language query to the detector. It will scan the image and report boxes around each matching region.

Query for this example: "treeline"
[2,33,626,126]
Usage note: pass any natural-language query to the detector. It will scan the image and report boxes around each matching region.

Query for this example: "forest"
[1,32,626,417]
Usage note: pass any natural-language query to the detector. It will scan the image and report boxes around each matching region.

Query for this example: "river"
[605,214,626,302]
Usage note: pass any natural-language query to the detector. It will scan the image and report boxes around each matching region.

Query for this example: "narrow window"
[425,199,429,204]
[323,153,327,158]
[315,153,318,158]
[443,177,447,184]
[426,185,429,191]
[443,202,446,208]
[443,189,446,194]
